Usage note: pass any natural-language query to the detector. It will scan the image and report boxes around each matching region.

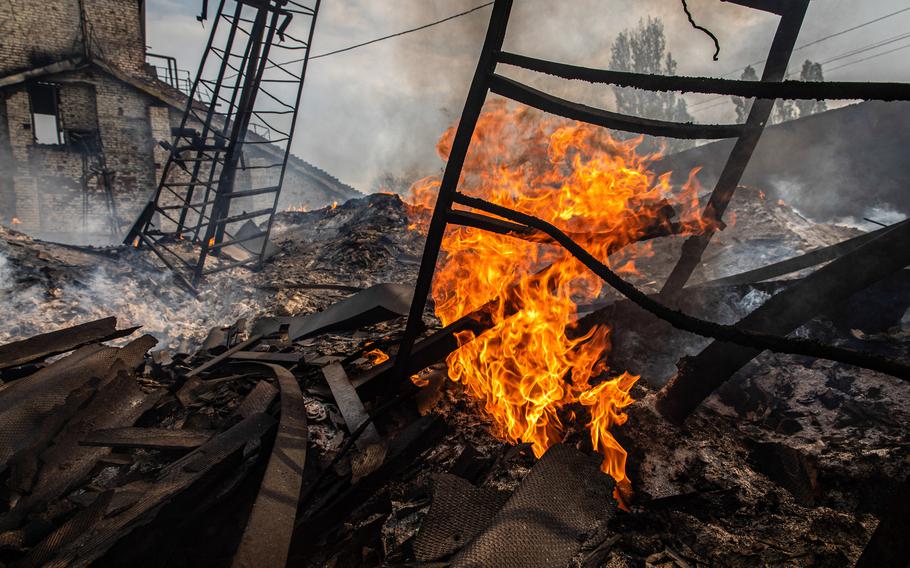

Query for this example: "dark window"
[28,83,64,145]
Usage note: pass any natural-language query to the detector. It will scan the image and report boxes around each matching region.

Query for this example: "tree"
[795,59,827,117]
[731,65,758,123]
[609,17,693,154]
[731,60,827,126]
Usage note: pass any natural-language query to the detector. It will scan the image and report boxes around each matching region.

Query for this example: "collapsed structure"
[0,0,909,567]
[0,0,358,245]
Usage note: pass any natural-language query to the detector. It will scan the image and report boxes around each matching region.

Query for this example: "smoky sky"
[145,1,910,193]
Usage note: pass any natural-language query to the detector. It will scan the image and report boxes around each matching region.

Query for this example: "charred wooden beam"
[44,413,277,567]
[185,333,264,377]
[80,427,214,451]
[497,52,910,101]
[489,74,744,139]
[233,364,307,568]
[856,475,910,568]
[323,362,381,448]
[454,192,910,380]
[703,220,909,287]
[656,218,910,424]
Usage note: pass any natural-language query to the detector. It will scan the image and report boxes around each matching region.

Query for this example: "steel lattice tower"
[126,0,320,289]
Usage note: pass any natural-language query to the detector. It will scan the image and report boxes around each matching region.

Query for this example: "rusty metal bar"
[453,191,910,381]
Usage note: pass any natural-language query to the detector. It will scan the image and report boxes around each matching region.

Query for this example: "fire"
[365,348,390,365]
[409,101,706,504]
[331,201,338,209]
[11,217,21,225]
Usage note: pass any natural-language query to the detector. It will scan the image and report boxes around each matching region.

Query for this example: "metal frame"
[125,0,320,290]
[389,0,910,382]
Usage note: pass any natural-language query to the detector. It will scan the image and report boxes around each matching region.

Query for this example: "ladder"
[125,0,321,290]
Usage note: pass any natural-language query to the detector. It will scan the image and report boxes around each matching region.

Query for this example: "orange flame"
[408,101,706,503]
[365,348,390,366]
[410,373,429,387]
[331,201,338,210]
[10,217,21,225]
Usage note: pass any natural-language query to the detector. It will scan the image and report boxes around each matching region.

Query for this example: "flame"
[408,101,706,503]
[208,237,215,247]
[11,217,21,225]
[365,348,390,365]
[331,201,338,210]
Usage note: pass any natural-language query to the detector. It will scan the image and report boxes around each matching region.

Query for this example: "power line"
[714,5,910,79]
[689,40,910,116]
[687,30,910,113]
[309,2,493,61]
[825,41,910,74]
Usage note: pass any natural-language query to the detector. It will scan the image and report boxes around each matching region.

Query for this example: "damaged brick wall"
[0,70,159,241]
[0,0,360,244]
[0,0,147,77]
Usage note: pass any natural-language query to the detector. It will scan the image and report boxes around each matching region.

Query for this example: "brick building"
[0,0,358,244]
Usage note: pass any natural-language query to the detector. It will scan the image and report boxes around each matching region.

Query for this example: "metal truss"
[126,0,320,290]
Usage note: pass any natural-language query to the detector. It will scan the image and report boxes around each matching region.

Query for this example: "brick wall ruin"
[0,0,359,244]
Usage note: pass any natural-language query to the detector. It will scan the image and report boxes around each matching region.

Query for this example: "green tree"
[609,17,693,154]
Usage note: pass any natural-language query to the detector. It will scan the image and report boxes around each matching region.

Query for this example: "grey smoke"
[145,0,910,197]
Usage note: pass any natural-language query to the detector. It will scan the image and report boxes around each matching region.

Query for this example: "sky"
[145,0,910,193]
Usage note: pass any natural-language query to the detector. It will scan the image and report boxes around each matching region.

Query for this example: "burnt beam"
[489,74,744,139]
[656,218,910,424]
[497,51,910,102]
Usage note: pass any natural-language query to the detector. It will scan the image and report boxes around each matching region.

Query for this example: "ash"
[0,189,906,567]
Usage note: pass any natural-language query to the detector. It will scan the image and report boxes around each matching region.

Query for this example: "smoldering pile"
[0,188,906,567]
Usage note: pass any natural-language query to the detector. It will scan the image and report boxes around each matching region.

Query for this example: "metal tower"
[126,0,321,289]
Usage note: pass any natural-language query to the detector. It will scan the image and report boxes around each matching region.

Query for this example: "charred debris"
[2,0,910,567]
[0,188,908,567]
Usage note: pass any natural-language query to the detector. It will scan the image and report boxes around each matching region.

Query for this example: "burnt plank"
[45,413,277,568]
[322,362,380,448]
[0,317,139,371]
[232,364,307,568]
[228,351,302,363]
[80,427,215,450]
[185,333,263,377]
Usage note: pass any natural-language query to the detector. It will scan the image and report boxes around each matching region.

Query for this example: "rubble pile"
[0,189,906,566]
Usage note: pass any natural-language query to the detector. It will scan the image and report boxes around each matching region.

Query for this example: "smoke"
[0,247,266,351]
[143,0,910,197]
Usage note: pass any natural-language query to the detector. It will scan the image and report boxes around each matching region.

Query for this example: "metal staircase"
[126,0,321,290]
